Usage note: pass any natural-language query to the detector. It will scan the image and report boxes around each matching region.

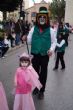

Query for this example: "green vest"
[31,26,51,55]
[56,40,66,52]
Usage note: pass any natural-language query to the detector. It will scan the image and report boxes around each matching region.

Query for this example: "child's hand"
[38,82,42,90]
[39,84,42,90]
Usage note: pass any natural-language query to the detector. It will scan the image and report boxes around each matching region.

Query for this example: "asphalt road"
[0,34,73,110]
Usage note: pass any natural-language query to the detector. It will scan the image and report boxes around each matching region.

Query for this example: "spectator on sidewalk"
[4,32,11,48]
[64,23,70,46]
[10,30,16,47]
[0,36,9,58]
[14,19,22,45]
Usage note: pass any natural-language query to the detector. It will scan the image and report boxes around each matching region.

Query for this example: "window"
[31,12,36,17]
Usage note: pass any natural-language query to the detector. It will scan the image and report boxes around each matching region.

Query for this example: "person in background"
[56,22,64,39]
[10,30,16,47]
[54,22,64,59]
[21,20,30,44]
[53,33,66,70]
[0,34,9,58]
[4,32,11,48]
[27,7,57,99]
[14,19,22,45]
[13,52,42,110]
[64,23,70,46]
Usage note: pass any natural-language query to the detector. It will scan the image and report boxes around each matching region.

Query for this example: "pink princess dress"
[13,65,42,110]
[0,82,9,110]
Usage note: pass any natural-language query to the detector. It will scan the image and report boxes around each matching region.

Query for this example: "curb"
[7,44,24,54]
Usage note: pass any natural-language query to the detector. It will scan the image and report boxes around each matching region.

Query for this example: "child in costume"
[13,52,42,110]
[53,33,66,70]
[0,82,9,110]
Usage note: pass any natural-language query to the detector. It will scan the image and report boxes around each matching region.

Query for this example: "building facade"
[25,0,50,23]
[0,0,49,22]
[25,0,29,9]
[7,0,29,21]
[65,0,73,25]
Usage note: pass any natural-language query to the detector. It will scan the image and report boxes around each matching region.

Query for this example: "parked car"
[0,22,3,29]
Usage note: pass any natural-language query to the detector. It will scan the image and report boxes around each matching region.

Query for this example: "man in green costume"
[27,7,57,99]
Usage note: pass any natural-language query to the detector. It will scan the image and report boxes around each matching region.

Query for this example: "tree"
[0,0,21,20]
[49,0,66,22]
[0,0,20,11]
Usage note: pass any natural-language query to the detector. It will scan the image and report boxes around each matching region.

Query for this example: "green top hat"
[39,7,48,13]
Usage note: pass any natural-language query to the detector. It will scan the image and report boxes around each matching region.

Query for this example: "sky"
[29,0,52,7]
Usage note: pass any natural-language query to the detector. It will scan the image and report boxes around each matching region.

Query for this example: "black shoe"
[53,67,58,70]
[33,88,39,95]
[38,92,44,100]
[61,67,65,70]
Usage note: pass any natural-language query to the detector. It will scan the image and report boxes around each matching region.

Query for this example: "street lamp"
[20,0,23,13]
[20,0,25,19]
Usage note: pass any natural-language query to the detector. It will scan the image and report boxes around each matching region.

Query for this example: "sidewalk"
[7,43,24,53]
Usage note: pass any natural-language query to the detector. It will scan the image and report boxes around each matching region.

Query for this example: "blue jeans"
[15,33,20,45]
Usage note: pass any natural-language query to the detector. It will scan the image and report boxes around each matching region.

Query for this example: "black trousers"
[32,54,49,93]
[0,46,9,57]
[55,51,65,68]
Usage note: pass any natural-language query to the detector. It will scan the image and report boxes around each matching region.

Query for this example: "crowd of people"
[0,19,32,58]
[0,17,72,59]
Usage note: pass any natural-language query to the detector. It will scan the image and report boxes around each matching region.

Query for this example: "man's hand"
[47,50,53,57]
[22,35,27,41]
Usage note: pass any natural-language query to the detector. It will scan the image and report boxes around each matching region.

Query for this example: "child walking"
[53,33,66,70]
[13,52,42,110]
[0,82,9,110]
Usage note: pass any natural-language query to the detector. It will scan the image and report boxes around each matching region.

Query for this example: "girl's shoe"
[38,92,44,100]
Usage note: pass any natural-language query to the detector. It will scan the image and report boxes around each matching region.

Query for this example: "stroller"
[0,41,9,58]
[0,43,2,58]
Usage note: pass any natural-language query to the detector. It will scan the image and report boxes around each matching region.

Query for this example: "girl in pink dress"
[0,82,9,110]
[13,53,42,110]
